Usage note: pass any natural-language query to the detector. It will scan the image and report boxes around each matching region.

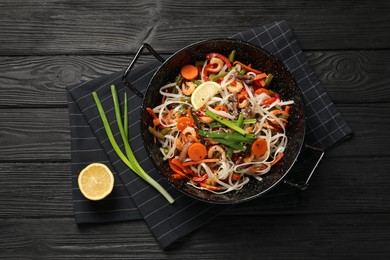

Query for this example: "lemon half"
[191,81,222,110]
[78,163,114,201]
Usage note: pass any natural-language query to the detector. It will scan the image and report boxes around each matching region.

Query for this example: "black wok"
[128,39,305,204]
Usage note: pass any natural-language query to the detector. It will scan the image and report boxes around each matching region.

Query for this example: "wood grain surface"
[1,0,389,258]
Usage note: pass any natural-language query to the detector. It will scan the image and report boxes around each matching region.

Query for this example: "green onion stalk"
[92,85,174,204]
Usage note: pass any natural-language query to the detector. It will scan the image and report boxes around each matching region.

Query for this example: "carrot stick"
[251,138,268,157]
[284,105,291,114]
[146,107,157,119]
[199,182,221,191]
[171,158,186,171]
[255,73,267,80]
[270,153,284,166]
[187,143,207,161]
[181,64,199,80]
[182,158,220,167]
[171,173,186,179]
[233,61,262,74]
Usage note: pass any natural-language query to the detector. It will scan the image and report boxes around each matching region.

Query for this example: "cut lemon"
[78,163,114,201]
[191,81,222,110]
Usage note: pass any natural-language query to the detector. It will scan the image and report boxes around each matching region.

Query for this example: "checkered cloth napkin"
[66,21,352,249]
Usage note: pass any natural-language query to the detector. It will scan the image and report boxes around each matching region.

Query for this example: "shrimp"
[208,145,226,161]
[182,126,199,142]
[198,116,214,124]
[182,81,197,96]
[227,81,243,93]
[207,57,224,73]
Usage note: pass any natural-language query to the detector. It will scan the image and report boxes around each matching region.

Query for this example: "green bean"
[205,109,246,135]
[210,118,256,128]
[93,87,174,204]
[190,107,201,129]
[198,130,252,147]
[211,138,247,151]
[228,50,236,62]
[178,96,191,102]
[264,73,274,88]
[148,126,165,140]
[225,133,255,144]
[209,71,228,81]
[160,127,171,135]
[175,74,183,86]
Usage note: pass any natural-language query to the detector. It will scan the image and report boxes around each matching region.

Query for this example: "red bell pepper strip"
[193,174,208,182]
[263,97,277,105]
[206,52,232,68]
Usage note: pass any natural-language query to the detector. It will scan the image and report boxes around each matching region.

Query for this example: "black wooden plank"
[0,50,389,107]
[1,214,389,258]
[0,0,388,55]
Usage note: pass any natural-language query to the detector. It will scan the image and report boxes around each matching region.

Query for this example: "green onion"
[92,86,174,204]
[264,73,274,88]
[123,92,128,139]
[205,109,246,135]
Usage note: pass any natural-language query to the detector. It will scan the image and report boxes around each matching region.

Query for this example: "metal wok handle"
[283,145,325,190]
[122,43,166,98]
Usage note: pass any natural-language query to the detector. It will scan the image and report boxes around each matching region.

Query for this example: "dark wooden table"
[1,1,389,258]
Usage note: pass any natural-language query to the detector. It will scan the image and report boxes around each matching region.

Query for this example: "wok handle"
[122,43,166,98]
[283,145,325,190]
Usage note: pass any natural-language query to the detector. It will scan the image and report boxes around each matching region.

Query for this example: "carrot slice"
[251,138,268,157]
[177,117,194,131]
[181,64,199,80]
[182,158,220,167]
[187,143,207,161]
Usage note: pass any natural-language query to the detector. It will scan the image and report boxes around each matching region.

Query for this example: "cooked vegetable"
[187,143,207,161]
[181,64,199,80]
[251,138,268,157]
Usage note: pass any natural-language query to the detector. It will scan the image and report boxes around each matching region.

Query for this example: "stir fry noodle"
[147,51,294,194]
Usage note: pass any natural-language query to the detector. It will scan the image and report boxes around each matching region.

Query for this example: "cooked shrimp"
[182,126,199,142]
[181,81,197,96]
[227,81,243,93]
[208,145,226,161]
[198,116,214,124]
[207,57,224,73]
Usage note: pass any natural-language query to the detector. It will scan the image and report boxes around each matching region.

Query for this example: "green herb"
[92,85,174,204]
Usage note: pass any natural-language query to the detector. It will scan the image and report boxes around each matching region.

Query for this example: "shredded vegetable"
[147,51,293,194]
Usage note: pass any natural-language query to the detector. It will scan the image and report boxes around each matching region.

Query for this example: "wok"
[125,39,305,204]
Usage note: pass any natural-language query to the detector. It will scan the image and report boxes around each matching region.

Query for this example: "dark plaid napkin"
[66,20,352,249]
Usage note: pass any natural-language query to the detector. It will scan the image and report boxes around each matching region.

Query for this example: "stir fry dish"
[146,50,294,194]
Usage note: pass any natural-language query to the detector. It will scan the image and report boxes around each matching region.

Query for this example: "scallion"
[92,86,174,204]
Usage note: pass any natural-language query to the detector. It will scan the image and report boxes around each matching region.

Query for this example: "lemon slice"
[78,163,114,201]
[191,81,222,110]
